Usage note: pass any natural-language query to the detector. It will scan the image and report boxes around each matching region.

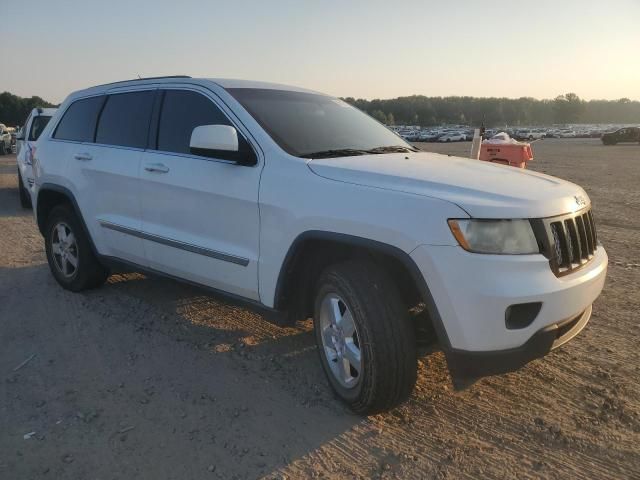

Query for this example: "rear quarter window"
[53,96,105,142]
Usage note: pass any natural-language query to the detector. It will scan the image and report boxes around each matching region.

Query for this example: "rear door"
[139,87,262,300]
[22,114,53,182]
[52,90,155,265]
[17,113,33,157]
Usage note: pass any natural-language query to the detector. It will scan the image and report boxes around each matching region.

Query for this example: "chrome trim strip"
[99,221,249,267]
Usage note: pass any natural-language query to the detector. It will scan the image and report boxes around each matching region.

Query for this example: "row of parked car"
[392,124,640,144]
[0,123,19,154]
[393,127,474,143]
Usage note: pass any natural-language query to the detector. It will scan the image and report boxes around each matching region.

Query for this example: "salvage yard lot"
[1,138,639,479]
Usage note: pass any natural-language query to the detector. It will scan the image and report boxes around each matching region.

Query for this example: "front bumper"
[446,305,591,380]
[410,244,607,378]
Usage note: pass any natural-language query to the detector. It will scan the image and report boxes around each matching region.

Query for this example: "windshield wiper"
[299,148,371,159]
[300,145,419,159]
[365,145,419,154]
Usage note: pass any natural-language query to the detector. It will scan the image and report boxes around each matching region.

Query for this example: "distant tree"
[386,112,395,125]
[553,93,585,123]
[0,92,56,126]
[342,92,640,127]
[370,109,388,124]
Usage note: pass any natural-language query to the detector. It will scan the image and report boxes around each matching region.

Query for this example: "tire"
[17,170,32,209]
[0,142,5,155]
[313,260,417,414]
[44,204,109,292]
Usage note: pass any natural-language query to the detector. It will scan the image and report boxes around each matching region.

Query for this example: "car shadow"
[1,260,454,479]
[0,158,32,218]
[0,263,361,478]
[0,185,32,217]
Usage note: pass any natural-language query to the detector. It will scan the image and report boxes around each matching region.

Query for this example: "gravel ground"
[0,138,639,479]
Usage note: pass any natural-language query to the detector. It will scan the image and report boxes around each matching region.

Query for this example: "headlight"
[448,219,539,254]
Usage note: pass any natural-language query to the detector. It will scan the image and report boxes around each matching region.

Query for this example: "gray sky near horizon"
[2,0,639,104]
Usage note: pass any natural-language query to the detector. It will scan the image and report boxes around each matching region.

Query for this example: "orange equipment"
[479,142,533,169]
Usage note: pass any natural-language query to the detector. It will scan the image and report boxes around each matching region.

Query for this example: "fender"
[36,183,101,258]
[273,230,453,350]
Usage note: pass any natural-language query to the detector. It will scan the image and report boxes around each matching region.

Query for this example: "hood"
[307,151,589,218]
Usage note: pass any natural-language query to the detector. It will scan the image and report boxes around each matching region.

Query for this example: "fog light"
[505,302,542,330]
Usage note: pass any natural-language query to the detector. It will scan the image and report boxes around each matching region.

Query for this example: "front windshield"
[227,88,415,158]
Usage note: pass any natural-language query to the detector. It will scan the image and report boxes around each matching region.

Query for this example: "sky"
[2,0,639,104]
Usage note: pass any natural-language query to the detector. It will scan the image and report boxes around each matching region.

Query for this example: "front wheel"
[314,260,417,414]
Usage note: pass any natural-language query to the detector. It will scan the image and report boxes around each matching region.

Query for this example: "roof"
[67,76,323,101]
[33,107,57,115]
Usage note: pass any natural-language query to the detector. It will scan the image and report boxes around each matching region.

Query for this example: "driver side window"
[156,90,231,155]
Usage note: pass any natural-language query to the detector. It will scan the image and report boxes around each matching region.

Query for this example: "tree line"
[1,89,638,128]
[0,92,56,126]
[342,93,640,127]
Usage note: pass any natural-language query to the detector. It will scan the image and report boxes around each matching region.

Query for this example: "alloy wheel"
[318,293,362,389]
[51,222,79,278]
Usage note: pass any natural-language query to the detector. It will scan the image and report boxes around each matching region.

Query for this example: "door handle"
[144,163,170,173]
[73,153,92,161]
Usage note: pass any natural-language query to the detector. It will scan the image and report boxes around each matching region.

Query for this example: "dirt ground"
[1,138,639,480]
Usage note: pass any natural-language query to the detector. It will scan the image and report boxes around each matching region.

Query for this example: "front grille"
[532,207,598,277]
[550,209,598,275]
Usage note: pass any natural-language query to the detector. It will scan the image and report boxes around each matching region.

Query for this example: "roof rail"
[135,75,192,81]
[91,75,193,89]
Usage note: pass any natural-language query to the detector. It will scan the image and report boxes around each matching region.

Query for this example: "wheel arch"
[273,231,452,349]
[36,183,100,257]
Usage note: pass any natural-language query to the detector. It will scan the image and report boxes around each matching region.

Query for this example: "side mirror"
[189,125,256,166]
[16,131,25,141]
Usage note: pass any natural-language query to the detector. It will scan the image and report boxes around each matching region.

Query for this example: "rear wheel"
[17,170,32,209]
[313,260,417,414]
[44,205,109,291]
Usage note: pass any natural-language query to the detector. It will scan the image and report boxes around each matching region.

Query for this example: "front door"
[139,87,262,300]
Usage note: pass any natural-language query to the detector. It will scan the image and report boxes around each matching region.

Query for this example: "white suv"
[32,77,607,413]
[16,108,56,208]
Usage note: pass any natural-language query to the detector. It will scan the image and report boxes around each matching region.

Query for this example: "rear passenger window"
[96,91,155,148]
[54,96,105,142]
[157,90,231,154]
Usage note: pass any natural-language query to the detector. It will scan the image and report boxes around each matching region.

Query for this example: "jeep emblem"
[574,195,587,207]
